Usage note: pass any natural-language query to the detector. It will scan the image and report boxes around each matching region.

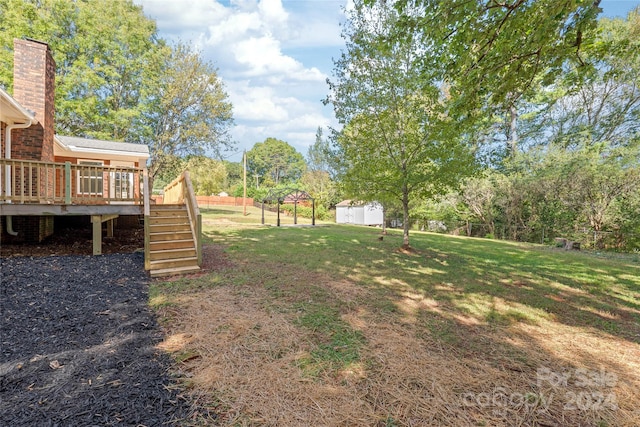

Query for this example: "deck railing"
[161,171,202,266]
[0,158,144,204]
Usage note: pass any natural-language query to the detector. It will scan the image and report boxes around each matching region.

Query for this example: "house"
[335,200,384,226]
[1,38,201,276]
[1,38,148,244]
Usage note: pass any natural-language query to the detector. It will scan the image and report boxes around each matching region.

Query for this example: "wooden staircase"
[147,204,200,277]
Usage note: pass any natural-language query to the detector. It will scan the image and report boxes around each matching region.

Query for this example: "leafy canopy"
[328,0,477,247]
[246,138,306,186]
[0,0,235,182]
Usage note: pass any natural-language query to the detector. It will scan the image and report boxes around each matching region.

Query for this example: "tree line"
[2,0,637,251]
[325,0,639,251]
[0,0,233,184]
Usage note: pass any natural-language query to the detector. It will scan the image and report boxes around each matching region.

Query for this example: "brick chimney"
[11,38,55,162]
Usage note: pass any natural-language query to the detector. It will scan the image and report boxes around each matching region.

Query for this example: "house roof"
[0,86,38,124]
[55,135,149,158]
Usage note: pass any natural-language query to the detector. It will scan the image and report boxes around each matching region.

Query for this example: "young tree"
[328,1,477,248]
[246,138,306,186]
[184,156,228,196]
[142,42,234,181]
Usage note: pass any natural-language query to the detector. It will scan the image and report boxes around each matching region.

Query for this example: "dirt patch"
[394,245,422,255]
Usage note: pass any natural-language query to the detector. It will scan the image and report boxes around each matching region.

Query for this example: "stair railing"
[143,169,151,270]
[182,171,202,267]
[160,171,202,267]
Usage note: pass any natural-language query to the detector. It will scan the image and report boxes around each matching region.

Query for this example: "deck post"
[91,215,102,255]
[64,162,71,204]
[143,171,151,271]
[106,219,114,238]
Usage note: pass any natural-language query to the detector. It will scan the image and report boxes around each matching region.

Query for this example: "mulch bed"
[0,226,145,257]
[0,252,196,426]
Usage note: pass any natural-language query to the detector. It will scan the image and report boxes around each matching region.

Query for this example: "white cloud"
[257,0,289,27]
[137,0,229,33]
[135,0,345,160]
[232,35,325,81]
[227,82,289,122]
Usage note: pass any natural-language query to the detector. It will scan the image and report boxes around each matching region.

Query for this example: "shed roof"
[336,200,376,207]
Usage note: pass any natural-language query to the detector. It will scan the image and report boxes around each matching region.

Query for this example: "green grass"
[294,302,365,377]
[150,208,640,425]
[199,212,640,345]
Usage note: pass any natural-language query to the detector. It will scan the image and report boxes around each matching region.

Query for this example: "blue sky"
[134,0,640,162]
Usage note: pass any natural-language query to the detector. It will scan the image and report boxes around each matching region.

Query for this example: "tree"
[246,138,306,186]
[0,0,166,141]
[328,1,476,248]
[223,160,244,191]
[307,127,337,177]
[300,170,339,210]
[376,0,603,112]
[0,0,235,183]
[143,42,234,181]
[185,156,228,196]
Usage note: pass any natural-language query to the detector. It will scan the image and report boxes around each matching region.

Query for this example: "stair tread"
[149,256,198,264]
[150,265,201,277]
[149,246,196,261]
[150,238,194,244]
[150,248,196,254]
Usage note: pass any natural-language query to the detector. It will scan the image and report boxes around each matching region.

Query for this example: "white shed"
[335,200,384,226]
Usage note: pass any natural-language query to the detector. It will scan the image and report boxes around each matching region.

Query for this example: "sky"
[134,0,640,163]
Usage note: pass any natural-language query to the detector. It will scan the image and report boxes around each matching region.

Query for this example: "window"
[109,161,135,201]
[112,171,131,199]
[77,161,103,195]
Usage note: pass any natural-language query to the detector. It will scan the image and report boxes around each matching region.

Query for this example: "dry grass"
[152,223,640,427]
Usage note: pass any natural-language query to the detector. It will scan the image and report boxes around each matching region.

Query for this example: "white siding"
[336,202,384,226]
[363,203,384,225]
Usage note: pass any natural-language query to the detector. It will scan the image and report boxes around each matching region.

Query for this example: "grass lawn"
[151,206,640,426]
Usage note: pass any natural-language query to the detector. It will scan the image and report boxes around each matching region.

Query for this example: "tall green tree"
[0,0,165,140]
[142,42,234,181]
[0,0,235,183]
[307,127,336,176]
[246,138,306,186]
[328,1,476,247]
[376,0,603,112]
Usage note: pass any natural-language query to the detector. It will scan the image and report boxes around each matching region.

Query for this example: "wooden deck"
[1,159,202,275]
[1,158,144,254]
[0,158,144,216]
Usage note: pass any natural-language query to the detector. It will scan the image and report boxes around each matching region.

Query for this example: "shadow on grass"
[210,225,640,344]
[189,224,640,425]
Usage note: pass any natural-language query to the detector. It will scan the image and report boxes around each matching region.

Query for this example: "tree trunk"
[508,101,518,156]
[381,207,387,234]
[402,189,410,248]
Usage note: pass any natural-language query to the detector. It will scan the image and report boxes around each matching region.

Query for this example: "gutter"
[4,119,35,236]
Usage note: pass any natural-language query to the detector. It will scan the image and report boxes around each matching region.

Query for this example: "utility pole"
[254,173,260,189]
[243,149,247,216]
